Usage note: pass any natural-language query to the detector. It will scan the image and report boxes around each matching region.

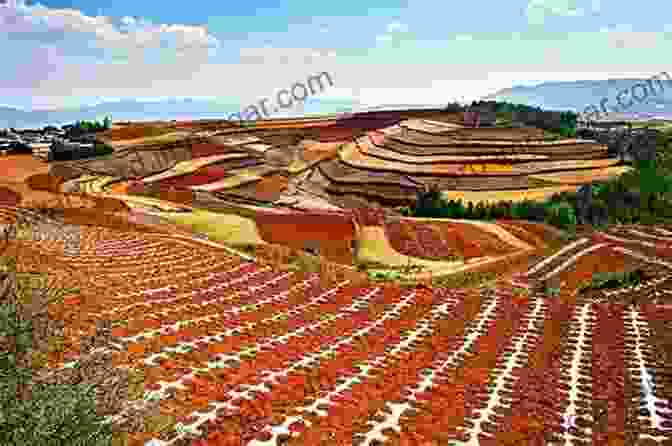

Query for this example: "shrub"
[453,199,466,219]
[1,380,114,446]
[398,206,412,216]
[578,269,647,292]
[0,246,114,446]
[474,202,486,220]
[545,201,577,229]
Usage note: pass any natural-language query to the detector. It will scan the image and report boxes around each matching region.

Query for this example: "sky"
[1,0,670,111]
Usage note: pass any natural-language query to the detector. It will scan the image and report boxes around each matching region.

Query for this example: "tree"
[103,116,112,130]
[474,202,486,220]
[483,204,493,220]
[466,201,475,219]
[454,199,466,219]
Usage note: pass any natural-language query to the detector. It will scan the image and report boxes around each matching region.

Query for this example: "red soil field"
[152,166,233,189]
[26,173,65,193]
[553,245,631,291]
[255,210,356,244]
[190,143,245,158]
[98,125,175,141]
[0,155,51,182]
[0,187,21,207]
[228,174,289,202]
[313,126,361,142]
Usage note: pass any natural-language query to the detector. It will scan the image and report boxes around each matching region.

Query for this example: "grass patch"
[160,210,265,247]
[578,269,650,292]
[1,254,115,446]
[432,270,498,289]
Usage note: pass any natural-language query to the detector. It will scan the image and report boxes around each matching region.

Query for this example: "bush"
[93,143,113,157]
[545,201,577,229]
[0,251,114,446]
[0,379,113,446]
[474,202,486,219]
[397,206,412,216]
[578,269,647,292]
[465,202,475,219]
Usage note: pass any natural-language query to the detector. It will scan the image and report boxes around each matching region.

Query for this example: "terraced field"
[15,113,664,445]
[50,115,618,211]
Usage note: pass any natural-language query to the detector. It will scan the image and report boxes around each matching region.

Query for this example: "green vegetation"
[50,141,114,161]
[470,100,578,137]
[578,269,649,292]
[432,270,498,289]
[409,128,672,229]
[0,250,114,446]
[544,285,561,297]
[66,117,112,134]
[160,210,266,246]
[368,270,402,281]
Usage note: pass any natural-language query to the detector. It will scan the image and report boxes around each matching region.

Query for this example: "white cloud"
[595,25,659,50]
[238,46,337,65]
[375,21,409,45]
[1,0,219,53]
[386,21,408,33]
[526,0,586,24]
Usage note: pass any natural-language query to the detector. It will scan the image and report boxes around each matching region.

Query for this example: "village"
[0,119,109,161]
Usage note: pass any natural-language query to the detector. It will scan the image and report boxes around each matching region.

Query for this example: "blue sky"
[1,0,670,111]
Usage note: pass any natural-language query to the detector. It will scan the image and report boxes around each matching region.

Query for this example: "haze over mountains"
[4,78,672,129]
[484,77,672,119]
[0,97,360,129]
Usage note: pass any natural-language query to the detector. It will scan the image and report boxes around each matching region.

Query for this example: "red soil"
[191,143,241,158]
[255,210,356,244]
[0,187,21,207]
[152,166,233,189]
[0,155,51,183]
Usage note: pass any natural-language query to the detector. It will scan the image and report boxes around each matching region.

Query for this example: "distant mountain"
[0,99,244,130]
[0,97,361,130]
[481,77,672,119]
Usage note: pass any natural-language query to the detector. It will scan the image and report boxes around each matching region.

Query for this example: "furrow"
[118,271,295,343]
[558,302,595,446]
[539,243,610,282]
[591,304,630,446]
[463,294,547,444]
[145,286,423,446]
[628,228,672,242]
[262,292,462,446]
[139,278,346,367]
[611,246,672,269]
[525,238,589,277]
[91,263,266,320]
[624,306,672,441]
[599,231,657,249]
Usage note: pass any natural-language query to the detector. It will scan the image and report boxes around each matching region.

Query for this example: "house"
[39,138,97,161]
[30,143,52,160]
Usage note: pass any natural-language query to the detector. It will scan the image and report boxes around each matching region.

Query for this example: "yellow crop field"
[463,163,514,173]
[441,185,580,204]
[528,165,633,184]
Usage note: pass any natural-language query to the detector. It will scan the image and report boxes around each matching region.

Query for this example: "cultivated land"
[2,110,672,446]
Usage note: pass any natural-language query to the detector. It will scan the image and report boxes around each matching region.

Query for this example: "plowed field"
[9,203,672,446]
